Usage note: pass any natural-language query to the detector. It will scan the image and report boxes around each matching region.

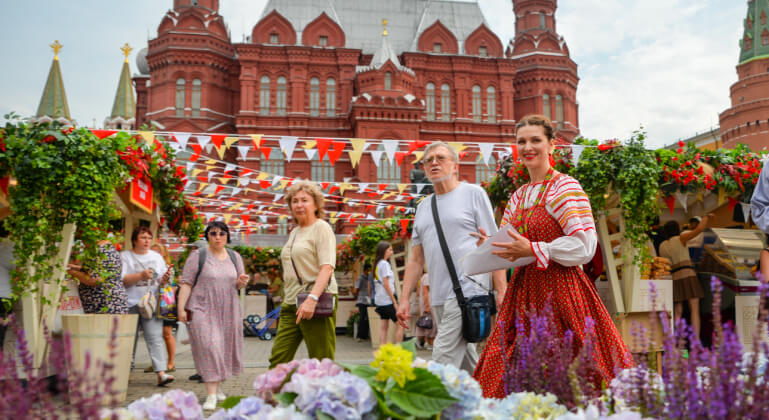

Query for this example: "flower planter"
[62,313,138,404]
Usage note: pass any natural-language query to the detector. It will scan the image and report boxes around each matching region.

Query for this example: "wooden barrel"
[62,313,138,404]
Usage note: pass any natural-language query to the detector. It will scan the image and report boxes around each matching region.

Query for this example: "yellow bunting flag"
[219,176,231,185]
[413,151,424,163]
[329,211,338,218]
[230,203,243,211]
[718,188,725,206]
[448,142,468,153]
[224,136,239,148]
[279,215,288,222]
[303,140,317,149]
[138,131,155,146]
[197,183,208,192]
[191,168,204,177]
[257,172,269,181]
[215,145,227,159]
[223,214,232,224]
[381,192,396,200]
[349,138,368,168]
[205,159,217,164]
[276,179,290,191]
[330,218,338,225]
[338,182,354,195]
[249,134,263,149]
[397,184,408,194]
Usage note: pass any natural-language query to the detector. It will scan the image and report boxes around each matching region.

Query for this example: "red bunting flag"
[400,219,410,231]
[329,186,340,194]
[394,152,408,166]
[328,141,346,165]
[241,169,253,177]
[214,185,225,195]
[189,144,202,162]
[459,151,468,160]
[316,138,332,160]
[663,195,676,215]
[241,215,250,224]
[0,176,9,195]
[260,146,272,160]
[321,182,330,190]
[728,196,739,212]
[511,145,518,161]
[259,180,272,189]
[211,134,225,149]
[378,184,389,192]
[90,129,118,140]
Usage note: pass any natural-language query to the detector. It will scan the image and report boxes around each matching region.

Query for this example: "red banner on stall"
[130,176,154,214]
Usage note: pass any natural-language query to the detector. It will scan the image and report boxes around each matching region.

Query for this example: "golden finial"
[121,43,133,63]
[382,19,388,37]
[50,40,62,60]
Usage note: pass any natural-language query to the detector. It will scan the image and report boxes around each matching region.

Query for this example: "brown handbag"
[290,232,335,317]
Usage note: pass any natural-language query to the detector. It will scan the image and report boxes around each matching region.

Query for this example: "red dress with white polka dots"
[473,176,634,399]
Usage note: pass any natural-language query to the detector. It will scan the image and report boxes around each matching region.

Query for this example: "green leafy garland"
[337,217,412,273]
[231,245,283,280]
[0,117,204,299]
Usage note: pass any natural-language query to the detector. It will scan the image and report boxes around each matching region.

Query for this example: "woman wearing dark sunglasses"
[178,221,249,410]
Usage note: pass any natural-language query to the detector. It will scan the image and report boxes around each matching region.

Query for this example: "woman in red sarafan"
[473,114,633,399]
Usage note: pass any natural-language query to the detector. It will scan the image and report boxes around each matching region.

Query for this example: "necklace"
[515,169,555,236]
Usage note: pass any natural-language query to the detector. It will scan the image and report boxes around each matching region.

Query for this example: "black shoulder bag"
[431,195,494,343]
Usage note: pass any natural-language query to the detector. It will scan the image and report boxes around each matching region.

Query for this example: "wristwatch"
[307,294,319,301]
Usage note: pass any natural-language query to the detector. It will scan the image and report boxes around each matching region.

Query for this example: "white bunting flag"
[279,136,299,162]
[416,183,427,194]
[741,202,751,223]
[197,135,211,149]
[230,187,242,197]
[274,193,284,202]
[259,216,268,224]
[239,177,250,187]
[571,145,586,167]
[207,171,217,182]
[358,183,370,193]
[370,150,384,168]
[236,146,250,161]
[204,143,214,154]
[366,214,376,220]
[168,142,183,152]
[224,164,236,174]
[477,143,495,166]
[272,176,283,188]
[174,132,191,150]
[304,148,317,160]
[382,140,399,164]
[675,191,688,212]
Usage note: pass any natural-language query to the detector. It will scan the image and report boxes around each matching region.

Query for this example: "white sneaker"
[217,391,226,401]
[202,394,217,411]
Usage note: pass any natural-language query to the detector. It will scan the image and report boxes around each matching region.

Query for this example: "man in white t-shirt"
[396,142,506,373]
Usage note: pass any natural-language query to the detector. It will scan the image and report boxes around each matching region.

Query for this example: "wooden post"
[596,209,625,313]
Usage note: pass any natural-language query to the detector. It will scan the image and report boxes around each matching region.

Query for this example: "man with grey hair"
[397,141,506,373]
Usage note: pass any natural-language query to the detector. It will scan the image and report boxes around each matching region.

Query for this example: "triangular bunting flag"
[136,131,154,146]
[675,191,688,212]
[413,151,424,163]
[237,146,250,161]
[230,187,242,196]
[371,150,384,168]
[397,184,408,194]
[382,140,399,164]
[274,193,284,202]
[279,136,299,162]
[663,195,676,215]
[249,134,263,150]
[571,145,585,167]
[189,144,202,162]
[416,183,427,194]
[204,143,214,154]
[349,138,368,168]
[91,129,117,140]
[394,152,408,166]
[328,141,346,165]
[197,135,211,149]
[316,138,332,161]
[304,148,317,160]
[478,142,495,166]
[741,202,751,223]
[174,132,191,149]
[400,219,410,232]
[211,135,226,149]
[358,183,370,193]
[224,136,239,148]
[303,140,317,149]
[224,164,236,174]
[215,145,227,159]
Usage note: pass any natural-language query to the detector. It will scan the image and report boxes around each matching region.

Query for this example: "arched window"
[540,12,546,28]
[384,72,392,90]
[260,76,271,115]
[426,82,436,121]
[191,79,201,117]
[441,83,451,121]
[326,78,336,117]
[309,77,320,116]
[260,147,284,177]
[486,86,496,123]
[475,154,497,184]
[377,143,401,183]
[312,160,335,182]
[472,85,482,122]
[276,76,287,115]
[555,94,564,128]
[175,78,185,116]
[542,94,551,120]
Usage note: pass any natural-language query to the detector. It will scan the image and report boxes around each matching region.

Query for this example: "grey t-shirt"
[412,182,498,306]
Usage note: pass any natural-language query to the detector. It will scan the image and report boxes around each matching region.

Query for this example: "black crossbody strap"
[431,194,466,306]
[288,231,303,286]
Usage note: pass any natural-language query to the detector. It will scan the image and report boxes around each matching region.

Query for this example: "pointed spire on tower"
[33,40,72,124]
[739,0,769,64]
[105,43,136,129]
[367,18,410,73]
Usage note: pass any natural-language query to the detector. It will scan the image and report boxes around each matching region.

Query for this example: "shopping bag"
[177,322,190,345]
[54,279,85,334]
[156,284,177,321]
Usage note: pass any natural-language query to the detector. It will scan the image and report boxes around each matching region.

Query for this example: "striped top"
[501,174,598,270]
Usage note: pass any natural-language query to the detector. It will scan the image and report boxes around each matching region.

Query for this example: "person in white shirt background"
[373,241,403,345]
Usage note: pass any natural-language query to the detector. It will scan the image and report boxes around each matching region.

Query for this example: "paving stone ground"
[125,332,435,406]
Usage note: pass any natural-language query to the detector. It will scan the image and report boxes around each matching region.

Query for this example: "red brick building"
[720,0,769,151]
[134,0,579,234]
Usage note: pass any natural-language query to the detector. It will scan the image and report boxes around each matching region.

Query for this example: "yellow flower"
[370,343,416,387]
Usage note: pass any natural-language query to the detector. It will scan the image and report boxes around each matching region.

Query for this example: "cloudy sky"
[0,0,744,148]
